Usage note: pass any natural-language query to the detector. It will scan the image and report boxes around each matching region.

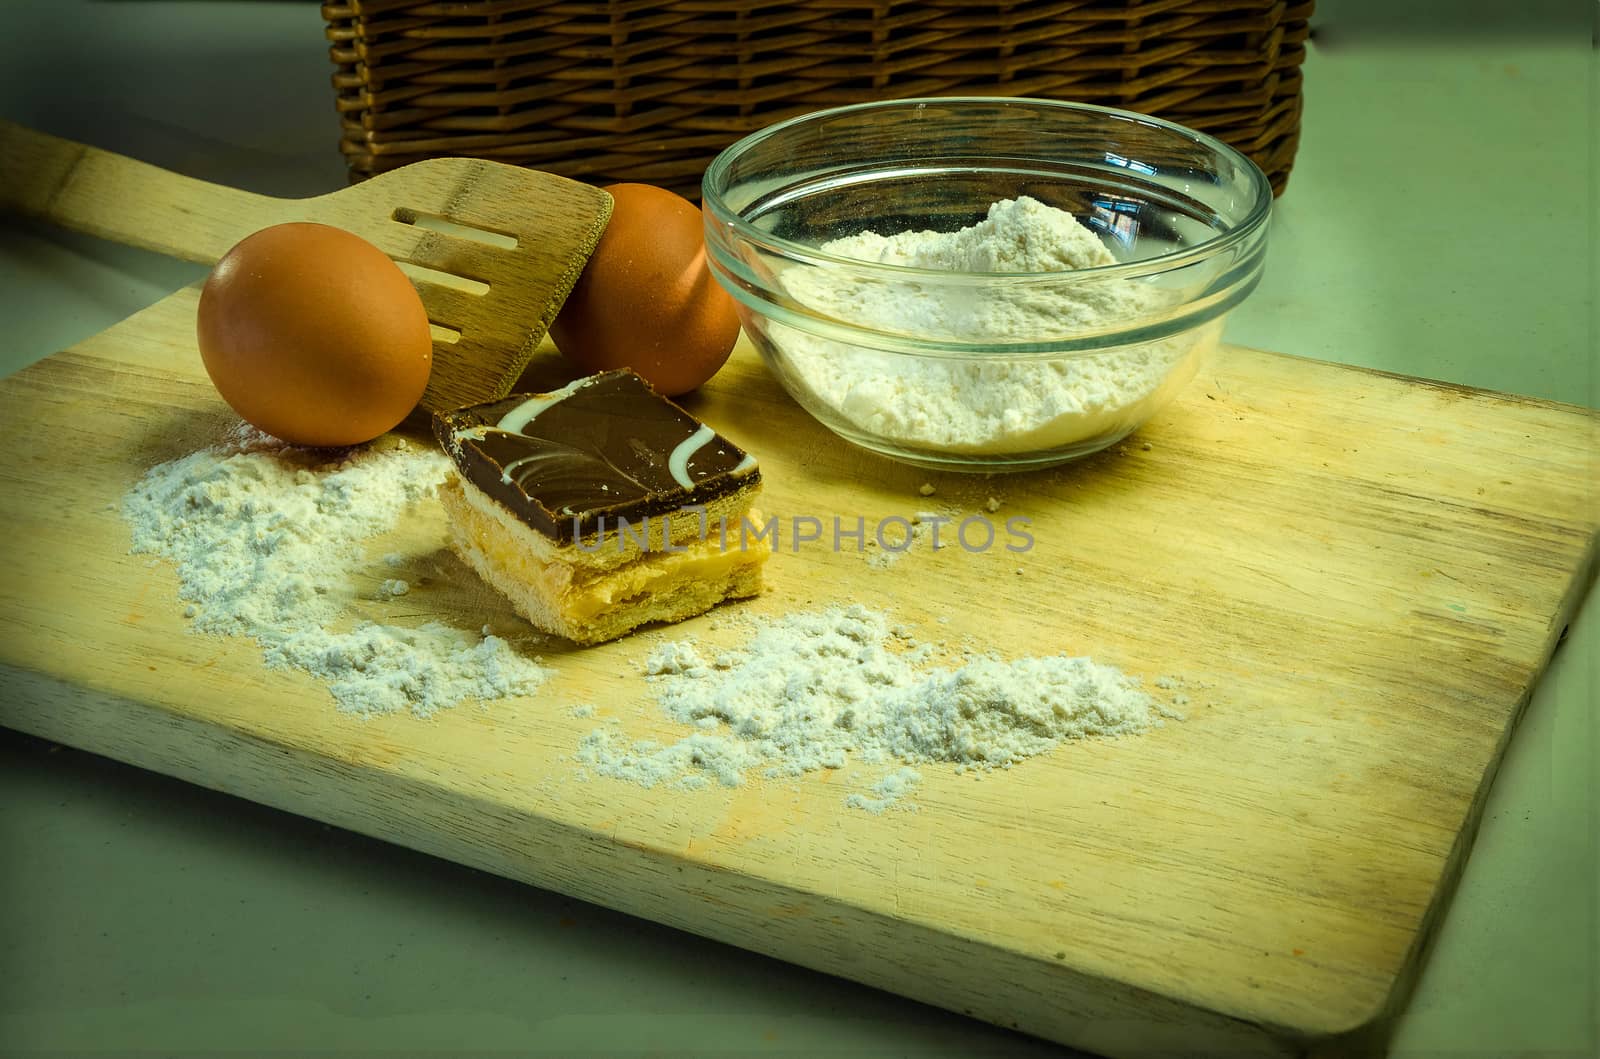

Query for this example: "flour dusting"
[845,767,924,814]
[578,605,1163,808]
[121,426,550,714]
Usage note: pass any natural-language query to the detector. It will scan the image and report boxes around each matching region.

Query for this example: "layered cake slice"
[433,370,766,645]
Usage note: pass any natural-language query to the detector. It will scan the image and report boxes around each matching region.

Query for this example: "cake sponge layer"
[442,477,767,644]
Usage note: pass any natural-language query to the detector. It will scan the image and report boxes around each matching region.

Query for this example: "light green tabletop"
[1,1,1594,1054]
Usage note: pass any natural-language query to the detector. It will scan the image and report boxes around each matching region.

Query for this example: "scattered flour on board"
[575,604,1166,810]
[845,767,924,814]
[121,426,550,715]
[773,195,1211,455]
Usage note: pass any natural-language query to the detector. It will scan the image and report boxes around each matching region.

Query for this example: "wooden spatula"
[0,119,612,416]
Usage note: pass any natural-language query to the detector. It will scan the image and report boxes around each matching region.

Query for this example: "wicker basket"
[324,0,1313,199]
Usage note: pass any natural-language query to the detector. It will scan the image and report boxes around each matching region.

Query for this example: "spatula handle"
[0,120,291,264]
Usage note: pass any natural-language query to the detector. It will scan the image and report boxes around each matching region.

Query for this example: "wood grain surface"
[0,286,1594,1058]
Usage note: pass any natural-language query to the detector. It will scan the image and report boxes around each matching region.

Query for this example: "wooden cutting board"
[1,286,1594,1058]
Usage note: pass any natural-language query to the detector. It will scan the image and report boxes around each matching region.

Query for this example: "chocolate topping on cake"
[433,370,760,543]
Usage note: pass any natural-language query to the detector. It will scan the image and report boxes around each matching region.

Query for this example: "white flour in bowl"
[772,195,1210,455]
[121,427,550,715]
[576,604,1165,809]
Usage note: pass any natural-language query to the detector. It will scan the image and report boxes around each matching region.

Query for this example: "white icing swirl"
[667,424,715,490]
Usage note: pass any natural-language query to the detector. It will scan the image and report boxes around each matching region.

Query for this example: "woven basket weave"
[324,0,1313,199]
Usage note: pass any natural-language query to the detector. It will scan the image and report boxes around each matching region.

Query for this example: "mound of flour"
[576,605,1162,809]
[774,196,1207,455]
[121,427,549,715]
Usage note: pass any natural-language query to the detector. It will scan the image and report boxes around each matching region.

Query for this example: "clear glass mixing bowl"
[702,97,1272,471]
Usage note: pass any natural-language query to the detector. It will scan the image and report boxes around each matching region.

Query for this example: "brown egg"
[550,183,740,396]
[197,222,433,447]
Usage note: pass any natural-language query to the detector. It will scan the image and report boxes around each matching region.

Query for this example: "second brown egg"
[550,183,740,397]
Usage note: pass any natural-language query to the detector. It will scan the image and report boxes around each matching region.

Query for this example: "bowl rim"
[701,95,1274,281]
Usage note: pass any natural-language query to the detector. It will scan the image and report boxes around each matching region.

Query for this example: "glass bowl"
[701,97,1272,472]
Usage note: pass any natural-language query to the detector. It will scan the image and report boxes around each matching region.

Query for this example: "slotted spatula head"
[0,120,612,416]
[301,158,612,416]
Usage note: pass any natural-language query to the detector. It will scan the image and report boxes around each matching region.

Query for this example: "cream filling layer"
[449,479,766,621]
[559,542,763,621]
